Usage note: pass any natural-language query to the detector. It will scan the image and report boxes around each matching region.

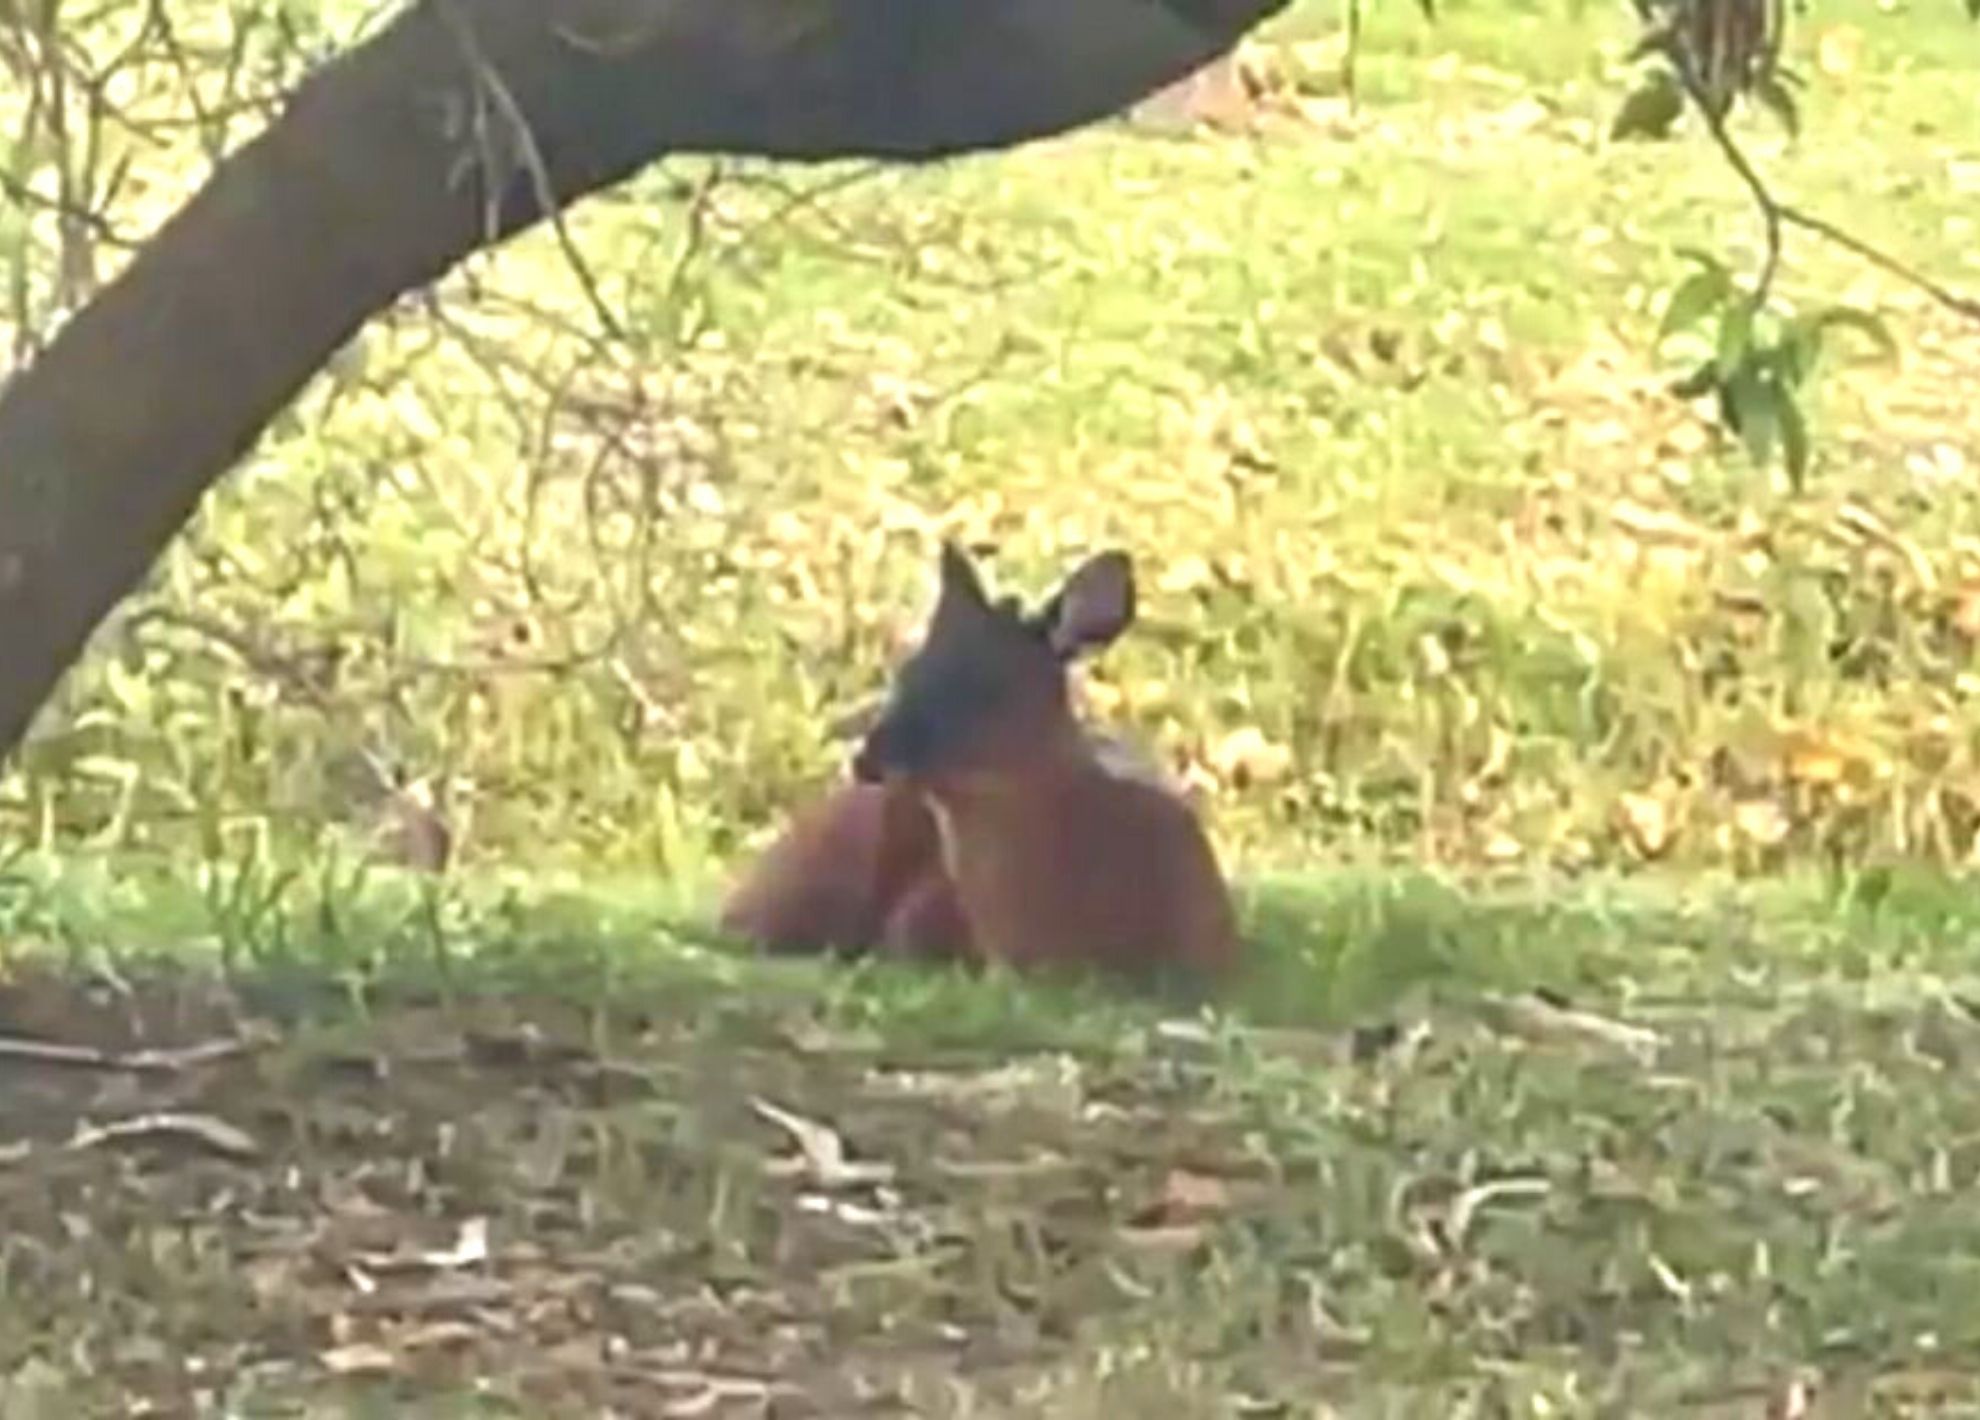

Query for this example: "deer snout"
[852,710,926,784]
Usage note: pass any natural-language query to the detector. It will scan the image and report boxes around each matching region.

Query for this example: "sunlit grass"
[6,0,1980,893]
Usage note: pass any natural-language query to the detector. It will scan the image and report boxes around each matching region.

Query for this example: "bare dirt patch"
[0,961,1281,1417]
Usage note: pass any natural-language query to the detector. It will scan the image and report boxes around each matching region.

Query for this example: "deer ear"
[1042,551,1136,659]
[936,541,991,614]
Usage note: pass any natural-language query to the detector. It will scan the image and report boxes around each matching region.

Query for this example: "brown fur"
[717,727,1167,963]
[852,544,1242,985]
[717,779,965,961]
[923,744,1240,981]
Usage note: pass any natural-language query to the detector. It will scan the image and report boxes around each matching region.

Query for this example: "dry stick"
[435,0,628,348]
[67,1111,262,1161]
[0,1031,267,1073]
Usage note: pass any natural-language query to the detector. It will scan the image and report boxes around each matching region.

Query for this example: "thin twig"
[0,1030,267,1073]
[435,0,628,347]
[1668,46,1782,310]
[1666,39,1980,327]
[67,1111,262,1160]
[1777,202,1980,322]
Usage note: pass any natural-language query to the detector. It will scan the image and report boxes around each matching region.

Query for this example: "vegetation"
[7,0,1979,887]
[7,855,1980,1413]
[4,0,1980,1411]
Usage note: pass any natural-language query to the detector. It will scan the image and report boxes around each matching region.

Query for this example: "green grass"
[8,0,1980,883]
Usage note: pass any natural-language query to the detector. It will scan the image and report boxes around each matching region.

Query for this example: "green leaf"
[1779,388,1812,491]
[1626,24,1676,62]
[1753,72,1801,137]
[1811,305,1900,362]
[1670,361,1719,400]
[1776,317,1826,386]
[1714,300,1756,380]
[1723,365,1781,469]
[1659,267,1732,341]
[1675,246,1732,281]
[1611,68,1684,142]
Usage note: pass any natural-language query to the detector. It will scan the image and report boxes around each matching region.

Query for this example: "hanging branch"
[1610,0,1980,486]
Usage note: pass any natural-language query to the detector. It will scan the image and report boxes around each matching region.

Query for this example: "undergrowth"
[3,0,1978,887]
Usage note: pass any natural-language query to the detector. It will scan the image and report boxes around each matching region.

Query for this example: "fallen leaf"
[1611,499,1708,548]
[420,1216,489,1270]
[1447,1176,1551,1245]
[1481,830,1523,863]
[1482,993,1662,1062]
[1617,790,1674,858]
[320,1342,398,1376]
[751,1096,895,1187]
[1949,583,1980,639]
[352,1217,492,1274]
[1768,1373,1818,1419]
[1159,1167,1233,1223]
[1781,728,1853,786]
[1733,799,1791,848]
[396,1319,481,1352]
[1816,24,1863,77]
[1157,555,1215,594]
[1115,1223,1208,1253]
[1206,726,1293,786]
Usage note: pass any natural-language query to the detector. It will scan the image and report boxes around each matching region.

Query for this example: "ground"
[4,860,1980,1415]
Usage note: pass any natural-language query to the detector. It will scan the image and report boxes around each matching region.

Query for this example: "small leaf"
[1670,360,1719,399]
[1627,24,1677,62]
[1779,391,1812,491]
[1675,246,1732,281]
[1714,300,1756,380]
[1733,798,1791,847]
[1617,790,1674,858]
[320,1343,398,1376]
[1811,305,1899,362]
[1777,316,1827,386]
[1660,268,1733,341]
[1817,26,1867,76]
[1753,72,1801,136]
[1207,725,1293,786]
[1611,68,1684,141]
[1723,364,1781,468]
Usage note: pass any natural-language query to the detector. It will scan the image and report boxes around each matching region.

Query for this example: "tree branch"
[1670,40,1980,325]
[0,0,1289,762]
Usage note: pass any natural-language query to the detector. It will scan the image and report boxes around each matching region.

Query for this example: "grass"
[6,0,1980,1411]
[7,854,1980,1413]
[7,0,1980,882]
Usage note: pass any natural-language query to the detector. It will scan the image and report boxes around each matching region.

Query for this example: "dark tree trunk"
[0,0,1286,762]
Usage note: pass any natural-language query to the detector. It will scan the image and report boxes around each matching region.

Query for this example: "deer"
[717,549,1177,966]
[846,542,1240,985]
